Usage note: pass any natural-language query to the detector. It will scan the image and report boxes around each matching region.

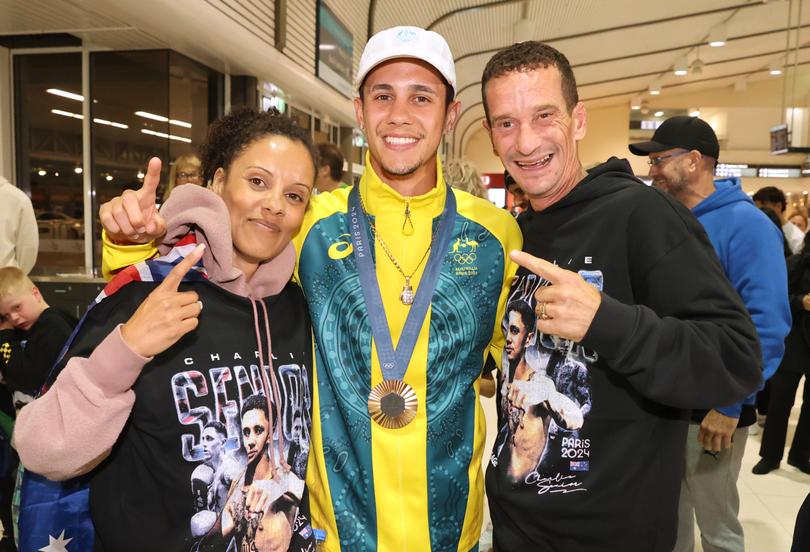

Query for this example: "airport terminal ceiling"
[2,0,810,165]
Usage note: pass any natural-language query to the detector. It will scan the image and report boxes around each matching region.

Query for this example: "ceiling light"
[105,175,114,181]
[137,171,145,179]
[640,100,650,115]
[135,111,192,128]
[46,88,84,101]
[54,172,59,177]
[74,167,83,174]
[141,128,192,143]
[769,62,782,75]
[691,58,704,75]
[631,96,642,110]
[674,56,688,76]
[708,24,727,47]
[135,110,168,122]
[690,109,701,117]
[654,111,664,117]
[51,108,83,120]
[93,118,129,129]
[649,82,661,95]
[37,170,47,176]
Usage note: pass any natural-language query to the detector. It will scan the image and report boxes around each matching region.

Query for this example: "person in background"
[787,206,809,234]
[753,229,810,476]
[314,143,347,194]
[0,267,76,400]
[504,171,527,216]
[0,266,76,552]
[0,176,38,274]
[444,159,487,199]
[629,115,791,552]
[163,153,203,202]
[443,161,498,398]
[753,186,804,254]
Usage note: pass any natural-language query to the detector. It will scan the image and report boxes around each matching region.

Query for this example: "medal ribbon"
[348,184,457,382]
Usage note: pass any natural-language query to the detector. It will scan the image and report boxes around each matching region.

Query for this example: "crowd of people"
[0,23,807,552]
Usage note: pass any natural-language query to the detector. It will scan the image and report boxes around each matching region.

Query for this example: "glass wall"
[13,49,223,276]
[13,53,84,275]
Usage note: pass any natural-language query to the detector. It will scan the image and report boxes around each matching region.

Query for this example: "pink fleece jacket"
[13,184,295,481]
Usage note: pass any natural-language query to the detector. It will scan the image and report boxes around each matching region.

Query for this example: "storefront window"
[89,50,222,272]
[13,53,84,276]
[13,49,223,276]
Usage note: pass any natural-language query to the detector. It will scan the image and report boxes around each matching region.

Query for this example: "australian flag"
[17,234,206,551]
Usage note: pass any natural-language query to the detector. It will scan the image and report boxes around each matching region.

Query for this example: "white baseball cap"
[355,26,456,94]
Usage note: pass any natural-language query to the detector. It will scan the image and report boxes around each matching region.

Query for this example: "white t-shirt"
[783,220,805,254]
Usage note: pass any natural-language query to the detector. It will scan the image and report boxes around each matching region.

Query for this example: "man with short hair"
[630,116,790,552]
[753,185,804,254]
[98,26,521,551]
[315,143,347,194]
[480,40,762,551]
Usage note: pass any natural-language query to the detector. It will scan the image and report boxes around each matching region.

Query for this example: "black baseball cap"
[629,116,719,160]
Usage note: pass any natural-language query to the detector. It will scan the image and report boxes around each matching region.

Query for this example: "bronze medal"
[368,380,418,429]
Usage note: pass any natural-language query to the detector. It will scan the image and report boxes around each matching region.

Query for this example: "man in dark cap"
[630,116,790,552]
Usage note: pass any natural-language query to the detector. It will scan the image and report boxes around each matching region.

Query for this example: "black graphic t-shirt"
[57,279,315,552]
[486,158,761,552]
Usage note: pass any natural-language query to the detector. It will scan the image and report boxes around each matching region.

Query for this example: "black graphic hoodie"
[486,157,761,552]
[15,185,315,552]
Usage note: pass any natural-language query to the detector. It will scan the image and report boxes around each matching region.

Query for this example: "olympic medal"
[368,380,418,429]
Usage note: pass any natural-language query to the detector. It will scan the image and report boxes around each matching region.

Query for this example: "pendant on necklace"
[400,277,415,305]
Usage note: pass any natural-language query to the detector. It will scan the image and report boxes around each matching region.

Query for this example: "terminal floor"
[699,383,808,552]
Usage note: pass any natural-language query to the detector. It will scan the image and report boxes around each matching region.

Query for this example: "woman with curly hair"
[14,108,317,552]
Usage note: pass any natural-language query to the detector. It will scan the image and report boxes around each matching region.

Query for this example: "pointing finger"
[510,250,566,284]
[160,244,205,292]
[138,157,162,208]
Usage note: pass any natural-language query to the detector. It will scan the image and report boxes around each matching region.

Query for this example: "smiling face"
[647,148,693,202]
[484,66,586,211]
[211,135,314,279]
[354,58,460,190]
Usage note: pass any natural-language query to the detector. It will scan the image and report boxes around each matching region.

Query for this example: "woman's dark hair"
[199,107,318,184]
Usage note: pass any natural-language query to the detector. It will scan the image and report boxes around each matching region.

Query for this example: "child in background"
[0,268,76,550]
[0,267,76,401]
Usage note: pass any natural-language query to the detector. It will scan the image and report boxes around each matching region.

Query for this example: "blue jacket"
[692,177,791,417]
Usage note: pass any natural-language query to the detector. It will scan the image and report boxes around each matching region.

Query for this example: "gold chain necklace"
[358,192,436,305]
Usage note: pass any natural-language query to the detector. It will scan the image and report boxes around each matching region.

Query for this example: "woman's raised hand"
[121,244,205,357]
[100,157,168,244]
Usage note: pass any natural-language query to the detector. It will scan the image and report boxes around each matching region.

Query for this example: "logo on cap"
[396,29,416,42]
